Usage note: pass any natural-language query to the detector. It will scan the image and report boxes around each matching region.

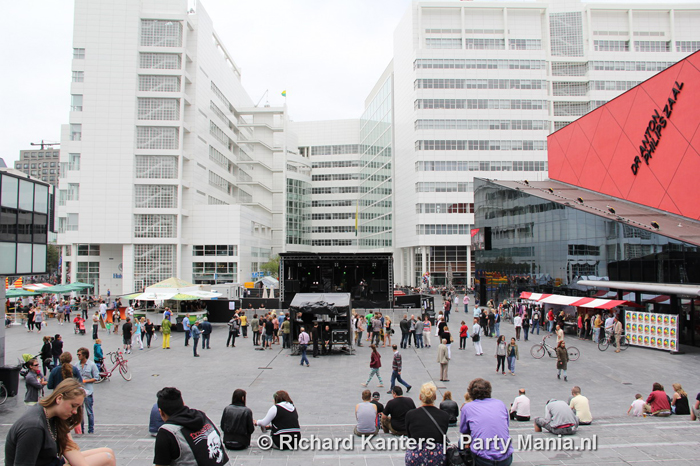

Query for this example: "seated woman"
[671,383,690,415]
[254,390,300,449]
[645,382,671,416]
[5,378,116,466]
[220,389,255,449]
[404,382,450,466]
[439,391,459,427]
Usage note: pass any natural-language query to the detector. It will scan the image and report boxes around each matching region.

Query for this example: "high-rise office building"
[389,0,700,289]
[14,149,61,186]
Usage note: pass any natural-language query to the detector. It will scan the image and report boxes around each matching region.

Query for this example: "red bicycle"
[95,349,132,382]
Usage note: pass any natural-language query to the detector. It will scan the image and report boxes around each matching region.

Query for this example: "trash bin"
[0,365,22,397]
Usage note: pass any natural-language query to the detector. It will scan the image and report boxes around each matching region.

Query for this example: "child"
[94,338,104,371]
[628,394,646,417]
[113,308,121,335]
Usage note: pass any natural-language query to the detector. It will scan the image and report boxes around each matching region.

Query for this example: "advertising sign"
[625,311,679,352]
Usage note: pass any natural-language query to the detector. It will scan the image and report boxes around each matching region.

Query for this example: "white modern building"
[388,0,700,288]
[57,0,295,294]
[57,0,700,295]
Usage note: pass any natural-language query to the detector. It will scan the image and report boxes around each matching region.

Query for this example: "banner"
[625,311,679,352]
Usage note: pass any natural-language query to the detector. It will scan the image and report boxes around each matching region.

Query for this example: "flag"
[281,90,287,97]
[13,277,23,288]
[355,200,359,236]
[4,277,7,289]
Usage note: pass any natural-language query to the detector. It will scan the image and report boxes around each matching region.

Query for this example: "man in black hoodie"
[154,387,230,466]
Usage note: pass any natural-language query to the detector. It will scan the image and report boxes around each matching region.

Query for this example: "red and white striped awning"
[519,292,627,310]
[23,283,53,292]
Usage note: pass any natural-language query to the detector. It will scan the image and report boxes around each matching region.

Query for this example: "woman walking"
[144,318,154,348]
[27,306,35,332]
[507,337,519,375]
[495,335,507,375]
[556,340,569,381]
[35,308,44,333]
[362,344,384,388]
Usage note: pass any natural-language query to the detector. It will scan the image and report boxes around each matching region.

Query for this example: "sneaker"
[361,383,368,387]
[407,386,412,393]
[387,390,393,394]
[564,376,568,381]
[557,374,561,379]
[378,384,384,388]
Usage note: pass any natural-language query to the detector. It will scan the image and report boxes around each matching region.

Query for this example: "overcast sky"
[0,0,692,165]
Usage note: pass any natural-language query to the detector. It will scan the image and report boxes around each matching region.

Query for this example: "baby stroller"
[73,317,86,335]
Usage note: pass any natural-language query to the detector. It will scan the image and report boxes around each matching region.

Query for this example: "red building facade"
[548,51,700,221]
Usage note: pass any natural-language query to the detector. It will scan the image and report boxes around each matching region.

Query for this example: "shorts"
[123,336,131,345]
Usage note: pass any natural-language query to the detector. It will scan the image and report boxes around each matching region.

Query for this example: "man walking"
[437,338,450,382]
[463,294,470,313]
[201,317,212,349]
[191,321,201,357]
[182,314,191,347]
[531,308,540,335]
[122,317,133,354]
[513,313,522,341]
[226,313,239,348]
[388,345,412,394]
[298,326,310,367]
[414,318,424,349]
[75,347,100,434]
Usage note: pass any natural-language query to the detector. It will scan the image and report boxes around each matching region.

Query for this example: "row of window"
[134,185,177,209]
[136,126,179,150]
[311,173,360,182]
[415,79,546,90]
[311,160,362,169]
[140,20,182,48]
[192,245,238,256]
[415,182,474,193]
[415,99,547,110]
[416,224,471,235]
[311,226,355,233]
[416,203,473,214]
[135,155,177,179]
[139,53,181,70]
[593,40,675,52]
[305,145,361,156]
[414,59,546,70]
[568,244,601,256]
[311,200,354,207]
[415,119,548,131]
[138,98,180,120]
[426,38,541,50]
[19,152,59,159]
[17,162,58,169]
[415,161,547,172]
[311,186,360,194]
[415,140,547,151]
[139,75,181,92]
[134,214,176,238]
[310,213,356,220]
[192,262,237,274]
[552,81,639,96]
[311,240,354,247]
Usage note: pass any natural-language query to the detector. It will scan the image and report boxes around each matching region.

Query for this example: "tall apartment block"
[57,0,294,294]
[389,0,700,289]
[14,149,61,187]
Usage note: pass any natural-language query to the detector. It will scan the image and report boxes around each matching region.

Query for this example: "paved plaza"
[2,305,700,465]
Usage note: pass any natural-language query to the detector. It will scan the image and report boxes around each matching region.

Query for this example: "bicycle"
[94,349,132,383]
[0,381,7,405]
[598,333,630,352]
[530,335,580,361]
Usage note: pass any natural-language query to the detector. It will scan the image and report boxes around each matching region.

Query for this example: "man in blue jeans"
[388,345,412,394]
[200,317,212,349]
[182,313,191,346]
[76,347,100,433]
[298,326,310,367]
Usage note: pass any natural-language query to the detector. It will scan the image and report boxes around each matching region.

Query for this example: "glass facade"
[359,76,392,248]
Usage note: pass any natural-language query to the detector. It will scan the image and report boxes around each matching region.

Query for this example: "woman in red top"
[645,382,671,416]
[459,321,469,350]
[362,344,384,388]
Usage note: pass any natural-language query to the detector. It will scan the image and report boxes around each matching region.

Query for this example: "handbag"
[471,328,480,342]
[422,408,472,466]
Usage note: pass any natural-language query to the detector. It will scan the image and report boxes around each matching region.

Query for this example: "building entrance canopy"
[519,292,630,310]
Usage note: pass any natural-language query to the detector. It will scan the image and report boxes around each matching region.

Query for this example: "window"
[70,124,82,141]
[594,40,629,52]
[136,126,178,150]
[567,244,600,256]
[134,214,177,238]
[465,39,505,50]
[71,95,83,112]
[134,155,177,178]
[414,59,546,70]
[134,185,177,208]
[69,153,80,171]
[134,244,176,291]
[67,213,79,231]
[139,53,181,70]
[76,262,99,291]
[415,182,473,193]
[425,38,462,49]
[552,82,588,96]
[553,102,589,117]
[415,140,546,151]
[192,262,237,284]
[509,39,541,50]
[138,75,180,92]
[416,203,473,214]
[192,245,237,256]
[77,245,100,256]
[140,20,182,47]
[72,71,84,82]
[416,224,471,235]
[550,12,583,57]
[551,63,588,76]
[137,98,180,120]
[635,41,670,52]
[209,171,232,194]
[73,48,85,59]
[677,41,700,53]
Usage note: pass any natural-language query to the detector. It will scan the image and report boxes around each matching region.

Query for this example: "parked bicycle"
[95,349,132,383]
[0,381,8,405]
[531,335,580,361]
[598,332,630,352]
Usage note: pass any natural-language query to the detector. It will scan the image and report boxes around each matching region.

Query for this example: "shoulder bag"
[421,407,472,466]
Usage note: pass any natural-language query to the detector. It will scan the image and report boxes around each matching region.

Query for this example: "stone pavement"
[2,304,700,465]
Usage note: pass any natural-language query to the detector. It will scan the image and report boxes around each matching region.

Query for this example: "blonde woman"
[383,315,392,347]
[671,383,690,415]
[404,382,450,465]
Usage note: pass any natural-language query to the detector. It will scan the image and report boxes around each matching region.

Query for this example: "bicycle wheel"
[530,344,546,359]
[619,336,631,351]
[598,338,609,352]
[568,346,580,361]
[119,363,132,381]
[0,383,7,405]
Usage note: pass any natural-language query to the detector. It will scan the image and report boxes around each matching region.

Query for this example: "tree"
[47,244,59,274]
[260,255,280,279]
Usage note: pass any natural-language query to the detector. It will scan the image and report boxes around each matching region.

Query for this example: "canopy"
[5,289,39,298]
[255,276,279,289]
[22,283,53,292]
[40,284,78,294]
[289,293,351,315]
[127,277,222,301]
[519,292,631,310]
[69,281,95,289]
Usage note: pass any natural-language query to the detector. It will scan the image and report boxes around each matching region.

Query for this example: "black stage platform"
[279,252,393,309]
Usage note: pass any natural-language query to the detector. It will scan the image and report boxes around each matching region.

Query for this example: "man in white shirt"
[513,314,522,340]
[99,300,108,320]
[604,313,615,340]
[569,386,592,425]
[510,388,531,421]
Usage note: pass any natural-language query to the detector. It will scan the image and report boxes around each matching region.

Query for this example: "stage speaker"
[285,280,300,293]
[371,280,381,292]
[378,280,388,292]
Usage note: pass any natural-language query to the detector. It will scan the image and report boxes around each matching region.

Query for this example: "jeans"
[415,334,423,348]
[253,330,260,346]
[495,322,500,337]
[202,334,211,349]
[300,345,309,366]
[227,331,237,347]
[356,331,363,346]
[593,328,600,343]
[548,321,554,333]
[82,394,94,433]
[92,324,98,340]
[531,321,540,334]
[558,368,567,378]
[473,454,513,466]
[242,326,248,337]
[507,355,516,373]
[390,370,411,391]
[367,368,383,385]
[193,338,199,356]
[184,330,191,346]
[496,355,506,372]
[401,332,409,349]
[522,326,529,341]
[283,333,290,349]
[145,333,152,347]
[460,336,467,349]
